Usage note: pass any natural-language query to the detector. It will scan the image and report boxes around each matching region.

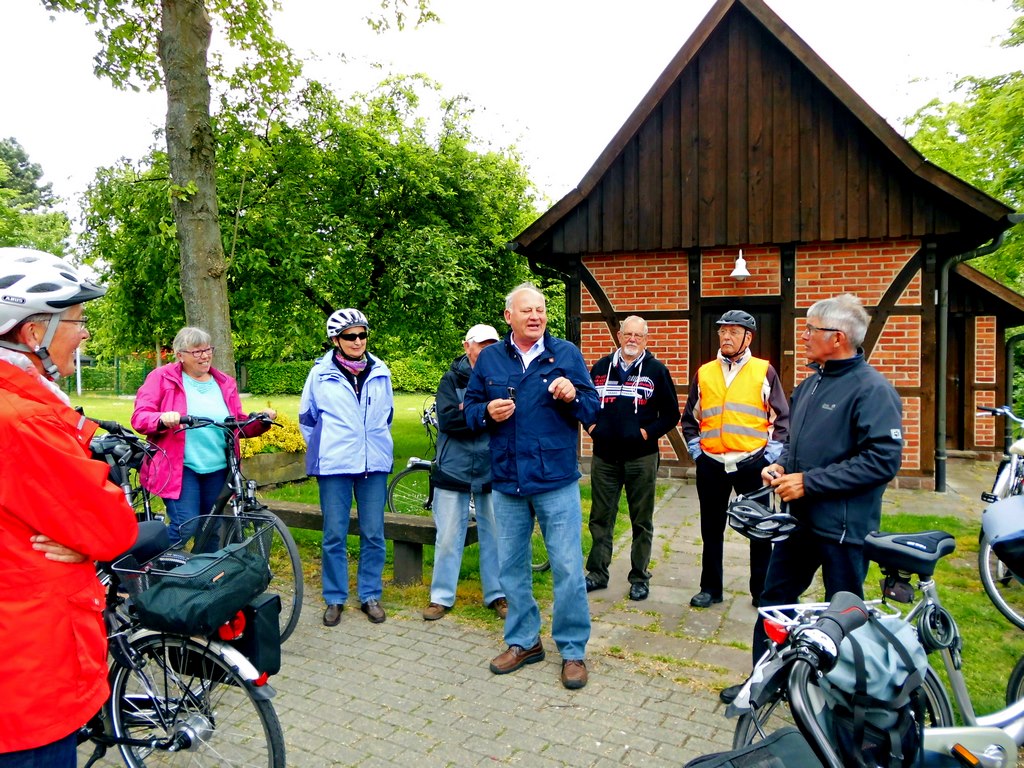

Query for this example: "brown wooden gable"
[515,0,1013,263]
[951,262,1024,325]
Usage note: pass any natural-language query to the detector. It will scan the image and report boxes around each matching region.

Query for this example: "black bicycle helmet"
[716,310,756,332]
[727,485,798,542]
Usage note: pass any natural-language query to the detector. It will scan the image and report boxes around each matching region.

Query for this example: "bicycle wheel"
[733,663,953,748]
[109,634,285,767]
[531,518,550,572]
[979,530,1024,631]
[266,515,303,644]
[388,466,432,515]
[1005,651,1024,705]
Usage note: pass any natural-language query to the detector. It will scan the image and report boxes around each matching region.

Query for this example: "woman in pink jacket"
[132,327,274,544]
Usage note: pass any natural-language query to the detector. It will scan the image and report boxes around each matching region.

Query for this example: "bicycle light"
[764,618,790,645]
[218,610,247,641]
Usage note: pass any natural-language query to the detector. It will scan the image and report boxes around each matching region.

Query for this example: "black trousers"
[586,452,659,585]
[694,453,772,600]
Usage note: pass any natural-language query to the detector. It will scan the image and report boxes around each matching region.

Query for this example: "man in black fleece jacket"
[584,315,680,601]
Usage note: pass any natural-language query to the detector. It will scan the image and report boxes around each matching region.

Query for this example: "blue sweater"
[464,332,598,496]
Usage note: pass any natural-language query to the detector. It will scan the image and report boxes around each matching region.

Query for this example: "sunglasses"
[338,331,368,341]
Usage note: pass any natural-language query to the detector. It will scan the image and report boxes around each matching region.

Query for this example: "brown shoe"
[361,599,386,624]
[489,640,545,674]
[323,604,343,627]
[561,659,588,690]
[423,602,449,621]
[488,597,508,619]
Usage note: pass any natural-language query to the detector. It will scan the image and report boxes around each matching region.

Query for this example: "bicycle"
[386,399,551,572]
[88,417,163,522]
[731,528,1024,767]
[177,414,304,644]
[977,404,1024,629]
[79,516,285,767]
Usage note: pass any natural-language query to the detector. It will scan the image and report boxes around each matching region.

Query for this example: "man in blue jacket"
[720,293,904,704]
[464,283,599,689]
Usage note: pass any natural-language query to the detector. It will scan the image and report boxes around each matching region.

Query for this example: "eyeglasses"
[620,332,646,339]
[717,327,747,337]
[183,347,215,358]
[804,323,842,335]
[59,316,88,329]
[338,331,368,341]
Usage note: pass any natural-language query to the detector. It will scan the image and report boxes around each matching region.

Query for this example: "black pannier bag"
[123,535,271,636]
[683,727,822,767]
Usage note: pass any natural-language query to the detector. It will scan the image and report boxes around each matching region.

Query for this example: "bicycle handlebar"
[977,405,1024,425]
[178,412,279,431]
[802,591,870,662]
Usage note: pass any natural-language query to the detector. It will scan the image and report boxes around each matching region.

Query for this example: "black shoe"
[361,599,386,624]
[584,575,607,593]
[689,591,723,608]
[323,604,343,627]
[628,583,649,601]
[719,684,743,704]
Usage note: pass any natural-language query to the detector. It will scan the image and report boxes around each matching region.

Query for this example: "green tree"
[81,75,538,364]
[0,141,71,253]
[905,5,1023,290]
[40,0,434,377]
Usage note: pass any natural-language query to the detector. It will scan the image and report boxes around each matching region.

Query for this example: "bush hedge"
[66,356,448,396]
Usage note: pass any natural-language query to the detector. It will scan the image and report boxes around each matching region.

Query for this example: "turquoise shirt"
[182,375,230,473]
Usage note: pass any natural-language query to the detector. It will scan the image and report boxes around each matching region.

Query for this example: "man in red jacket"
[0,248,138,766]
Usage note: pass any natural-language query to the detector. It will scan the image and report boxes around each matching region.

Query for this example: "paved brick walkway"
[81,460,991,766]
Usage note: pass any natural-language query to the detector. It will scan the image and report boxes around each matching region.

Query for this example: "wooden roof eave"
[512,0,1014,255]
[953,262,1024,322]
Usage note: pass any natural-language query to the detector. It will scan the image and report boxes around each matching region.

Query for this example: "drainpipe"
[936,212,1023,491]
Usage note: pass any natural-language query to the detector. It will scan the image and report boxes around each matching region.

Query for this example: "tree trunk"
[159,0,236,377]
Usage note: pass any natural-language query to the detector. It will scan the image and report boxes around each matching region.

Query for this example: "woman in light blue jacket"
[299,308,394,627]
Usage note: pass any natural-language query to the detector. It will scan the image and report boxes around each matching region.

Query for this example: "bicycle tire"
[388,466,433,516]
[979,530,1024,631]
[109,634,285,767]
[1004,651,1024,705]
[732,663,953,749]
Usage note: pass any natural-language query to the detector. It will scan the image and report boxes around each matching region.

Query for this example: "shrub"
[244,356,446,395]
[240,412,307,458]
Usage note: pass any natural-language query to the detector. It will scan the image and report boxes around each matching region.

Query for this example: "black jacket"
[431,355,492,493]
[780,353,903,545]
[588,350,681,462]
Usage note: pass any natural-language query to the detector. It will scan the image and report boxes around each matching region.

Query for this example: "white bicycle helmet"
[727,485,799,543]
[0,247,106,379]
[326,308,369,338]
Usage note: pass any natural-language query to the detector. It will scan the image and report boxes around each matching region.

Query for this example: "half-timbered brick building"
[512,0,1023,489]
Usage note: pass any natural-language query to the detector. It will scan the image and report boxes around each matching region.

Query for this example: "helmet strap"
[0,315,64,381]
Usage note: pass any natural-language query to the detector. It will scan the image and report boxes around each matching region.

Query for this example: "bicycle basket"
[114,515,272,636]
[982,494,1024,578]
[727,485,799,543]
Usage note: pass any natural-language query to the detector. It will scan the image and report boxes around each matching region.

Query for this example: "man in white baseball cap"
[422,323,507,621]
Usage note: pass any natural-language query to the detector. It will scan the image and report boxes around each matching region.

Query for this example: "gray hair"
[807,294,870,347]
[504,282,545,312]
[172,326,212,355]
[620,315,648,334]
[0,312,52,342]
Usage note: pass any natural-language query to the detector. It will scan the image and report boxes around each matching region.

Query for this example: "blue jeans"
[318,473,387,604]
[0,732,76,768]
[429,489,503,607]
[493,483,590,660]
[163,466,228,546]
[751,525,868,665]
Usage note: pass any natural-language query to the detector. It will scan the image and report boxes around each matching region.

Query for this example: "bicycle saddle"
[864,530,955,578]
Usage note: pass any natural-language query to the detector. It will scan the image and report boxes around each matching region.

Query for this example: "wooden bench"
[264,500,478,585]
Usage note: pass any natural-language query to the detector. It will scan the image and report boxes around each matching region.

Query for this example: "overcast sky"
[0,0,1019,215]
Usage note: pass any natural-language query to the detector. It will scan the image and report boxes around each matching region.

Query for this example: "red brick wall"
[974,316,997,385]
[794,240,919,308]
[700,246,781,297]
[582,253,689,313]
[901,397,921,471]
[976,390,997,446]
